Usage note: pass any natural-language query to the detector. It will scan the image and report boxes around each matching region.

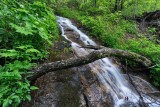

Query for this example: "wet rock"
[21,69,81,107]
[124,74,157,93]
[65,28,74,32]
[64,31,84,46]
[78,66,114,107]
[21,66,114,107]
[123,74,160,100]
[82,86,113,107]
[53,37,71,50]
[119,101,139,107]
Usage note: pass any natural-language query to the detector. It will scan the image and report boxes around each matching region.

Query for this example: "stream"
[57,16,160,107]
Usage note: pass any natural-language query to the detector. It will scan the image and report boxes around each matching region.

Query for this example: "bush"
[0,0,58,106]
[151,65,160,87]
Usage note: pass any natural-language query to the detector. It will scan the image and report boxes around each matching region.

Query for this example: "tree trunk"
[94,0,97,7]
[29,47,152,83]
[114,0,124,11]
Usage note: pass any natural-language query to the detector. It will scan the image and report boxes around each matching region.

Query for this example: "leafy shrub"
[80,16,105,36]
[67,0,81,9]
[122,0,160,17]
[0,0,59,106]
[151,65,160,87]
[0,61,38,107]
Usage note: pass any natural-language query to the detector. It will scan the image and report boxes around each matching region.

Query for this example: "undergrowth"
[56,0,160,88]
[0,0,58,106]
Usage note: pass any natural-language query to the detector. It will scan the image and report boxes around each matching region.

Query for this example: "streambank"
[21,16,160,107]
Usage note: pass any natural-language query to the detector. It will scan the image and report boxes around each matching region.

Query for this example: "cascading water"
[57,16,160,107]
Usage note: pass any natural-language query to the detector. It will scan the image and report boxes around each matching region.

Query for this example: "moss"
[47,36,73,62]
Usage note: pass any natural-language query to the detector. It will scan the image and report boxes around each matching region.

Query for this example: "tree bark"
[29,47,152,82]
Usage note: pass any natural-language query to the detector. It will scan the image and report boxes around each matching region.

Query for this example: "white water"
[57,16,160,107]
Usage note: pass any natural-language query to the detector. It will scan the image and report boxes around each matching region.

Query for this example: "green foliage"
[151,65,160,87]
[56,0,160,88]
[0,61,37,107]
[67,0,81,9]
[0,0,58,106]
[0,0,58,49]
[1,0,160,106]
[122,0,160,16]
[57,0,160,16]
[80,16,105,37]
[114,37,160,87]
[115,38,160,61]
[0,45,46,62]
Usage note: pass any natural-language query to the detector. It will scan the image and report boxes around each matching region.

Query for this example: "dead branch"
[78,45,104,50]
[29,47,152,82]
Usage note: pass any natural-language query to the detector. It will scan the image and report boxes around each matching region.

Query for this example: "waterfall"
[57,16,160,107]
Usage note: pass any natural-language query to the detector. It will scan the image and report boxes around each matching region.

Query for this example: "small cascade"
[57,16,160,107]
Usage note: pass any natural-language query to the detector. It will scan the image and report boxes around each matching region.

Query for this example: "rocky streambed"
[21,16,160,107]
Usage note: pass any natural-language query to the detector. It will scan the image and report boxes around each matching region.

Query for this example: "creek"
[57,16,160,107]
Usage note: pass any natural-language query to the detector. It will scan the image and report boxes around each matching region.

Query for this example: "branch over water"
[29,47,152,82]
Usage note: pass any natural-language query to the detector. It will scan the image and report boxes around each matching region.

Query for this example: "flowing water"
[57,16,160,107]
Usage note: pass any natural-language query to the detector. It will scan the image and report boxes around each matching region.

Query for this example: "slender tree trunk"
[120,0,124,10]
[114,0,125,11]
[114,0,119,11]
[94,0,97,7]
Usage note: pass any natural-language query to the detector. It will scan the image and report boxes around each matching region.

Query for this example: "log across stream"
[56,16,160,107]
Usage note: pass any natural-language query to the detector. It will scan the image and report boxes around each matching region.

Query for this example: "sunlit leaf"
[30,86,39,90]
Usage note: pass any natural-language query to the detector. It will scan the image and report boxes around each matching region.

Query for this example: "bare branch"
[29,47,152,82]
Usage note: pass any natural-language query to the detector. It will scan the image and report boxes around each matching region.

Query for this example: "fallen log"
[29,47,152,82]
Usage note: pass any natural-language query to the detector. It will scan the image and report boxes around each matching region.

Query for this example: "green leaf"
[0,49,18,58]
[0,28,5,34]
[26,95,31,101]
[30,86,39,90]
[38,27,49,40]
[3,99,9,107]
[26,49,40,53]
[9,100,12,104]
[10,23,34,35]
[16,45,33,50]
